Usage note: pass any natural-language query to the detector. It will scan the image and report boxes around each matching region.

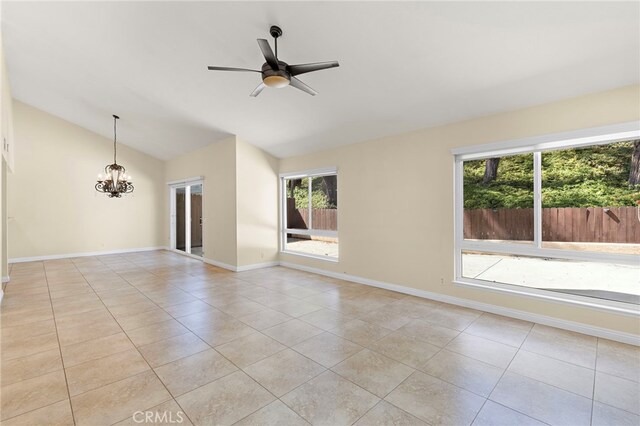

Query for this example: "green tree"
[463,141,640,209]
[287,177,335,209]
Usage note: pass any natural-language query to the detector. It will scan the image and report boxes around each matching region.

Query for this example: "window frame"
[452,122,640,315]
[279,167,339,262]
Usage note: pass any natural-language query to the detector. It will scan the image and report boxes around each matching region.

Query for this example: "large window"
[454,123,640,312]
[281,168,338,260]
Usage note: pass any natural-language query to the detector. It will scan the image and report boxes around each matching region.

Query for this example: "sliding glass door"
[189,184,203,256]
[170,181,203,257]
[175,187,187,252]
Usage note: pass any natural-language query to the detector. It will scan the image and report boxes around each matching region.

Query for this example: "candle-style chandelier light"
[95,115,134,198]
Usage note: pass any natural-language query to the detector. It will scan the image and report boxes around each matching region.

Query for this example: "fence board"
[464,207,640,244]
[629,207,640,243]
[286,199,338,231]
[565,209,573,242]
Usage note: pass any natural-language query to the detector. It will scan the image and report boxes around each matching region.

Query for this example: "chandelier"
[95,115,134,198]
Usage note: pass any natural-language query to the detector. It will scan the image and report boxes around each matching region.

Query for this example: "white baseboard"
[237,261,280,272]
[203,257,279,272]
[9,247,166,264]
[280,261,640,346]
[2,275,9,283]
[202,257,237,272]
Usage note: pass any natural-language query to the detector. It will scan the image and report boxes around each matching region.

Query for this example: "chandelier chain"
[113,115,118,164]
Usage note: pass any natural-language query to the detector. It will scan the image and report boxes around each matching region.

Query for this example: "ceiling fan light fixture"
[263,74,290,88]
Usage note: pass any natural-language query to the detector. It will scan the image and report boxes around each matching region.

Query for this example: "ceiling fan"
[207,26,339,97]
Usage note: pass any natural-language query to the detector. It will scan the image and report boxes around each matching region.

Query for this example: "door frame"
[168,176,204,258]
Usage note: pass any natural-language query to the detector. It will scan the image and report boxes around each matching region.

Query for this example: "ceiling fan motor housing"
[261,61,290,87]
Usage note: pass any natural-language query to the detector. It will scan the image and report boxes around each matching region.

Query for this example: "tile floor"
[1,250,638,426]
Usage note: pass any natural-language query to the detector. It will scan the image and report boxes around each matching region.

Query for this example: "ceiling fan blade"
[250,82,266,97]
[287,61,339,76]
[257,39,279,70]
[207,66,260,72]
[289,77,317,96]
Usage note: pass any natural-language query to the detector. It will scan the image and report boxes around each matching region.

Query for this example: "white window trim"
[451,122,639,159]
[281,249,340,263]
[167,176,205,186]
[453,277,640,316]
[280,167,338,179]
[284,229,338,238]
[452,121,640,315]
[279,167,339,262]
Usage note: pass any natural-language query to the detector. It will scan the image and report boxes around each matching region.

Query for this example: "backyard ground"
[462,252,640,299]
[286,238,339,258]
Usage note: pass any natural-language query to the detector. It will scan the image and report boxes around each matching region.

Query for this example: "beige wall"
[1,159,6,279]
[8,101,165,259]
[1,44,14,172]
[279,84,640,335]
[235,138,279,267]
[163,137,238,266]
[1,38,12,280]
[163,137,279,268]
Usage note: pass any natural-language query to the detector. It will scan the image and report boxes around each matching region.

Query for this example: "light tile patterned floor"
[1,250,638,426]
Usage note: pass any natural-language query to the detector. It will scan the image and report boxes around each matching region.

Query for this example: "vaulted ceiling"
[2,1,638,159]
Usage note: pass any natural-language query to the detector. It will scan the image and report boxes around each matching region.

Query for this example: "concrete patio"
[463,253,640,301]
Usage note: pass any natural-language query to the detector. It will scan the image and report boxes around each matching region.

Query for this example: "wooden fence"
[286,201,639,243]
[464,207,640,243]
[287,199,337,231]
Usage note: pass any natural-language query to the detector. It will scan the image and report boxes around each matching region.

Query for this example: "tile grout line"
[0,267,67,423]
[285,307,470,424]
[360,330,456,424]
[235,299,492,422]
[215,308,405,424]
[467,320,554,426]
[92,255,203,426]
[470,324,603,403]
[514,326,601,370]
[69,256,186,426]
[339,305,476,425]
[91,254,304,424]
[42,261,78,426]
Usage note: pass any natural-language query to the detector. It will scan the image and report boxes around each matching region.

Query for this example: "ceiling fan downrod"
[270,25,282,59]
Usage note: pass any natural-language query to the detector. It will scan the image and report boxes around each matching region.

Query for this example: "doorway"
[170,180,204,257]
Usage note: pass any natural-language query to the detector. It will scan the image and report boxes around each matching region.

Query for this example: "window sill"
[281,250,339,263]
[453,278,640,317]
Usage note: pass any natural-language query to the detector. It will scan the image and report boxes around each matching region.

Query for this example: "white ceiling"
[2,1,639,160]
